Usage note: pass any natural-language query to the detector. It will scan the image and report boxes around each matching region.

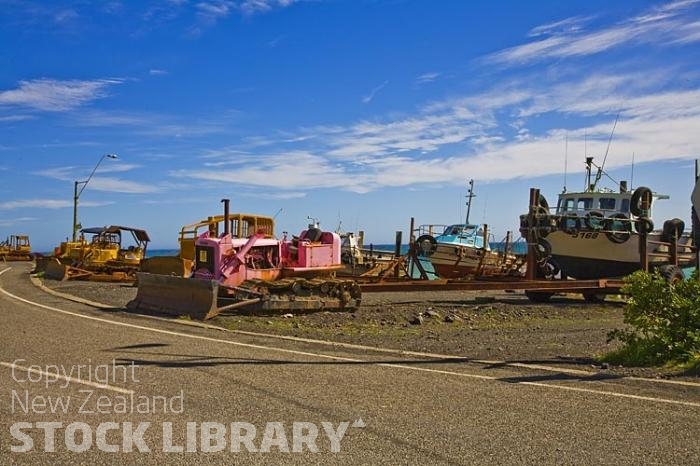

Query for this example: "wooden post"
[408,217,415,278]
[503,231,512,265]
[394,231,402,278]
[526,188,539,281]
[639,190,653,272]
[695,160,700,278]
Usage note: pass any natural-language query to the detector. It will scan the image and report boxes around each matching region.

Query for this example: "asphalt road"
[0,263,698,465]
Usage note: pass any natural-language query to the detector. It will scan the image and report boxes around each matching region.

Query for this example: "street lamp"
[72,153,118,242]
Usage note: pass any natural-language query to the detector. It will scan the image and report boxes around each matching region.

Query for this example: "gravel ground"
[37,276,696,380]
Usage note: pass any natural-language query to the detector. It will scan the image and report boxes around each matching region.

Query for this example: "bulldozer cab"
[179,213,275,262]
[0,235,32,261]
[80,226,150,265]
[10,235,31,253]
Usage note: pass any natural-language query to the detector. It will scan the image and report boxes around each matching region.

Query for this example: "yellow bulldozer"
[140,212,275,277]
[41,226,150,281]
[0,235,32,261]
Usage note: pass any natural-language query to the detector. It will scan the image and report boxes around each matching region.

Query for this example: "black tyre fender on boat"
[630,186,652,217]
[658,264,685,284]
[415,234,437,256]
[535,238,552,258]
[559,213,581,235]
[635,217,654,235]
[538,257,560,279]
[604,213,632,244]
[661,218,685,243]
[584,210,605,230]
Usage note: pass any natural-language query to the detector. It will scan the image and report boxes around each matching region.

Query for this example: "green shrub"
[606,270,700,365]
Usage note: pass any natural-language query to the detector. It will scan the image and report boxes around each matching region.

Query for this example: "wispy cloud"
[67,110,227,137]
[416,72,440,84]
[35,164,161,194]
[362,80,389,104]
[485,0,700,65]
[0,200,113,210]
[181,63,700,195]
[149,69,169,76]
[172,150,375,193]
[0,115,33,122]
[527,16,594,37]
[0,78,124,112]
[0,217,37,227]
[238,0,299,15]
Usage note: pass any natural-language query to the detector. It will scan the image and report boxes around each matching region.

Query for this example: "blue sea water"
[146,241,528,258]
[145,249,179,257]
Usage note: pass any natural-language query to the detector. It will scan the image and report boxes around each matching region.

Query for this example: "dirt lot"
[39,278,653,373]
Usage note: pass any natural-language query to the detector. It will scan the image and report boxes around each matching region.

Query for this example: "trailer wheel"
[659,265,684,284]
[525,290,554,303]
[582,291,605,303]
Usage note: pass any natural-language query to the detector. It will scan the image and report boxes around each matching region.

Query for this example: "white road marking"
[0,361,134,395]
[1,267,698,408]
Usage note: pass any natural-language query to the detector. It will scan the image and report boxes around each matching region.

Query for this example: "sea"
[145,241,528,258]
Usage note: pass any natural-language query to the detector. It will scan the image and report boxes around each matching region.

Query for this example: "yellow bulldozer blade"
[139,256,193,277]
[128,272,224,320]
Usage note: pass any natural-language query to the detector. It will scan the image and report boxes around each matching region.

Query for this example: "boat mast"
[465,179,475,224]
[591,112,619,191]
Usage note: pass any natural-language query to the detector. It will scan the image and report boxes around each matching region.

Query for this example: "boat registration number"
[569,232,599,239]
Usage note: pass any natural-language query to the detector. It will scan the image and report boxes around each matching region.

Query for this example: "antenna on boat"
[465,179,475,224]
[563,133,568,193]
[591,112,619,191]
[630,152,635,190]
[273,208,283,220]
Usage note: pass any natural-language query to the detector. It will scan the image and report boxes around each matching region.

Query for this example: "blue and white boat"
[416,223,523,279]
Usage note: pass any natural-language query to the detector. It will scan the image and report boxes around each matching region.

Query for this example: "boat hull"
[544,230,694,279]
[429,243,521,279]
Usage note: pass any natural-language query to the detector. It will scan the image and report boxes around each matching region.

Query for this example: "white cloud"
[0,200,113,210]
[34,163,160,194]
[239,0,298,15]
[528,16,594,37]
[149,69,169,76]
[362,80,389,104]
[0,78,124,112]
[172,151,375,193]
[485,0,700,66]
[0,115,33,122]
[87,177,161,194]
[184,64,700,195]
[416,72,440,84]
[0,217,37,227]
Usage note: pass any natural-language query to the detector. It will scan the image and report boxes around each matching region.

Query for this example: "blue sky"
[2,0,700,250]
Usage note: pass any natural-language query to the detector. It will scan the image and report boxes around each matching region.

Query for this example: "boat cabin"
[555,189,669,219]
[436,224,489,250]
[556,191,632,218]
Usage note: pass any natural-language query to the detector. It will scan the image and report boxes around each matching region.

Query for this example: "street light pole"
[72,154,118,242]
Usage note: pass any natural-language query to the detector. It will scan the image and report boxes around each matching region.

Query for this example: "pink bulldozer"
[130,199,361,320]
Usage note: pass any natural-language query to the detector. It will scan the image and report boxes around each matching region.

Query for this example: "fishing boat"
[522,157,695,281]
[416,180,525,279]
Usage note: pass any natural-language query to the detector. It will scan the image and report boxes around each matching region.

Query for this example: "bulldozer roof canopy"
[81,226,151,242]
